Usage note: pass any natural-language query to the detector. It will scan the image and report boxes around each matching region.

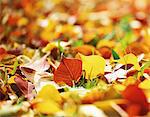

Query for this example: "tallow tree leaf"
[54,58,82,86]
[79,53,106,79]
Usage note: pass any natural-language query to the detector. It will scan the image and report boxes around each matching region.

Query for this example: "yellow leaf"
[123,76,136,86]
[117,54,140,70]
[139,80,150,90]
[34,85,62,114]
[42,43,57,53]
[35,100,61,114]
[37,85,62,103]
[8,76,16,84]
[94,99,127,116]
[113,84,126,92]
[79,53,106,79]
[17,17,28,26]
[96,40,115,49]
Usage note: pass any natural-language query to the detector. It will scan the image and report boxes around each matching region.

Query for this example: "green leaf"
[58,40,64,53]
[104,31,115,40]
[88,36,99,47]
[119,15,132,32]
[140,61,150,74]
[112,49,120,60]
[11,59,19,75]
[73,39,83,47]
[85,78,99,89]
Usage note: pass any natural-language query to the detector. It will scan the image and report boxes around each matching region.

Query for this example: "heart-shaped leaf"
[79,53,106,79]
[54,58,82,86]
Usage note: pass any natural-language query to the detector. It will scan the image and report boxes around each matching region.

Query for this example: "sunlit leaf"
[139,80,150,90]
[79,53,106,79]
[73,45,99,56]
[104,31,115,40]
[17,17,28,26]
[36,100,61,114]
[54,57,82,86]
[113,84,126,92]
[34,85,62,114]
[140,61,150,74]
[73,39,84,47]
[122,85,149,116]
[11,59,19,75]
[117,54,140,70]
[42,42,57,53]
[96,40,115,49]
[37,84,62,103]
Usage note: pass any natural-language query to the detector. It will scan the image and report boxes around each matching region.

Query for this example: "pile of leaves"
[0,0,150,116]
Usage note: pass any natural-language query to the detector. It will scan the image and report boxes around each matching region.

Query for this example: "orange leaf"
[54,58,82,86]
[122,85,149,116]
[72,45,99,56]
[0,47,6,55]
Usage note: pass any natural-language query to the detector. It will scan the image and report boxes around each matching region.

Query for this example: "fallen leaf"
[96,39,115,49]
[17,17,28,26]
[14,75,34,99]
[112,49,120,60]
[117,54,141,70]
[144,68,150,75]
[35,100,61,114]
[0,47,6,55]
[139,80,150,90]
[122,85,149,116]
[36,84,62,103]
[42,42,57,53]
[126,42,149,55]
[20,53,50,73]
[98,47,112,59]
[81,89,104,104]
[54,57,82,86]
[72,45,99,56]
[79,53,106,79]
[33,85,62,114]
[20,53,50,82]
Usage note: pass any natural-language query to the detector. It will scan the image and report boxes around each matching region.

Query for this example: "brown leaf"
[98,47,112,59]
[14,75,34,99]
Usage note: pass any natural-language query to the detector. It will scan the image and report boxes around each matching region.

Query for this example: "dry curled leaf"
[14,75,34,99]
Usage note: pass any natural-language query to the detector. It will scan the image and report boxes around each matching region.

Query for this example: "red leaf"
[144,68,150,75]
[122,85,149,116]
[0,47,8,61]
[0,47,6,55]
[54,58,82,86]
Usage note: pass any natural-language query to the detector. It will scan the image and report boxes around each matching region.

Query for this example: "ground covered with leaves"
[0,0,150,117]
